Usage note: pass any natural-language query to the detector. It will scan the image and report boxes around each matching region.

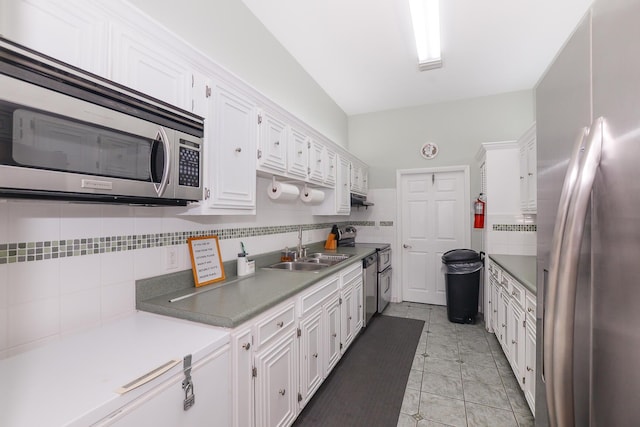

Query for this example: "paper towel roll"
[300,188,325,204]
[267,181,300,202]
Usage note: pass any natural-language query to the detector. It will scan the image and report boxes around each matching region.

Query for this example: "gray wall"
[348,90,536,194]
[127,0,348,147]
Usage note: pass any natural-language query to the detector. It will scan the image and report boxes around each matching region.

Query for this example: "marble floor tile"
[506,387,531,415]
[401,387,421,415]
[458,339,491,354]
[397,412,418,427]
[419,393,468,427]
[424,356,462,379]
[417,419,455,427]
[407,368,424,391]
[426,342,460,361]
[459,350,496,367]
[461,362,502,386]
[465,401,518,427]
[407,310,431,321]
[412,353,426,370]
[462,379,511,410]
[514,410,535,427]
[421,372,464,400]
[427,321,457,335]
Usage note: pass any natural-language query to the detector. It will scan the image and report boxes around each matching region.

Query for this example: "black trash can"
[441,249,484,324]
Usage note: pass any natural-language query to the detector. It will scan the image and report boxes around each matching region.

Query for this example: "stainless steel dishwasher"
[362,253,378,327]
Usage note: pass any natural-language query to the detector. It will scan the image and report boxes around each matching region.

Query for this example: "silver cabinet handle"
[279,389,286,396]
[242,342,251,350]
[403,244,412,249]
[274,140,280,146]
[527,366,533,372]
[276,321,284,328]
[313,353,318,358]
[528,307,534,313]
[235,147,242,152]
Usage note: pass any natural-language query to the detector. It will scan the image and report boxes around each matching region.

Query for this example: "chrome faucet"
[297,226,305,259]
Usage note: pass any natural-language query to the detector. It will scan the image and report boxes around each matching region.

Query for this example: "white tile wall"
[0,177,348,358]
[483,214,537,256]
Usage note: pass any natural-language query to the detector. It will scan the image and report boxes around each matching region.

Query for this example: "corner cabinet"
[518,123,537,213]
[204,83,258,212]
[311,155,350,216]
[231,261,364,427]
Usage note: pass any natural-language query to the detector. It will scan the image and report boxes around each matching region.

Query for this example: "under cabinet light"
[409,0,442,70]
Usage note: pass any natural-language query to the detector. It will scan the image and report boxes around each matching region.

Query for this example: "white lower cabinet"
[488,258,536,414]
[95,346,230,427]
[299,308,324,406]
[255,329,298,427]
[233,261,364,427]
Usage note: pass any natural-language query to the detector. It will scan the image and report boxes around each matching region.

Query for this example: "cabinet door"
[231,328,253,427]
[340,284,355,353]
[257,111,288,174]
[491,277,500,334]
[508,303,525,384]
[95,347,230,427]
[299,309,323,408]
[524,321,536,413]
[353,281,363,331]
[308,139,325,184]
[288,128,309,179]
[254,330,298,427]
[324,295,341,375]
[526,139,537,211]
[111,23,192,111]
[324,149,337,186]
[497,288,509,356]
[207,84,257,210]
[0,0,109,76]
[336,156,351,214]
[519,144,528,211]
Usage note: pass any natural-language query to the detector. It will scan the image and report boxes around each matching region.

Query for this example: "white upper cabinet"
[0,0,109,76]
[349,159,368,195]
[324,148,337,186]
[205,83,257,211]
[110,23,192,112]
[288,127,310,179]
[257,110,288,174]
[518,123,537,213]
[311,154,350,216]
[308,139,326,184]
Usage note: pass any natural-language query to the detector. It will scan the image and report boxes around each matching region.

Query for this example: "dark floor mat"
[293,315,425,427]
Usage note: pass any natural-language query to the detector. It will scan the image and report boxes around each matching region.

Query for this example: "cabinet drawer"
[340,262,362,286]
[298,275,340,317]
[255,302,296,349]
[525,292,536,324]
[509,277,526,308]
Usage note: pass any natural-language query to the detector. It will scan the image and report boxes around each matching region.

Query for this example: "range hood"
[350,193,374,207]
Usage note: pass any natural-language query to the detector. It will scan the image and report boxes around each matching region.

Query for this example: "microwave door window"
[12,109,153,182]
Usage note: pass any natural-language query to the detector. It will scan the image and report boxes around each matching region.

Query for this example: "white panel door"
[400,170,467,305]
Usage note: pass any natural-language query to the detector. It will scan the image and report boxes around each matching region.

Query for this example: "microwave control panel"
[178,139,201,188]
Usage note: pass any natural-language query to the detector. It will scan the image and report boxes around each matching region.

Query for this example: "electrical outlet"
[166,246,178,270]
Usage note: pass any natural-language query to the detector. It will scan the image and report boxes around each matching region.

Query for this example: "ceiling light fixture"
[409,0,442,71]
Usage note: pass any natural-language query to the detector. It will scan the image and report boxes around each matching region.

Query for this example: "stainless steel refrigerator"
[536,0,640,425]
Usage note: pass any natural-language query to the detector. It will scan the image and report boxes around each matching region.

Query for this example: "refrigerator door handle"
[552,117,603,427]
[544,126,589,426]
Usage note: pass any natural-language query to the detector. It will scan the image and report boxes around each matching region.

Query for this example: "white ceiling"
[241,0,593,116]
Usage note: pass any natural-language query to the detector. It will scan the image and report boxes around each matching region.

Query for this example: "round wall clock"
[420,142,439,159]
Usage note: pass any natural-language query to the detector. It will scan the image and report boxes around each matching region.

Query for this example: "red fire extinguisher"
[474,194,486,229]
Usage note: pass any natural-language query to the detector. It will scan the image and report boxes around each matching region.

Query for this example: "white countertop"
[0,311,230,427]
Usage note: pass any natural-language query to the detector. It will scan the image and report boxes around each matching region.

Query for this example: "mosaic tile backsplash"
[0,220,379,264]
[492,224,537,232]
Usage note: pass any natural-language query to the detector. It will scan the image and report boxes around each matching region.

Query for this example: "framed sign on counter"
[187,235,226,287]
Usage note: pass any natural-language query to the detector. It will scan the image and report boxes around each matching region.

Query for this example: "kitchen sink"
[302,253,352,265]
[265,261,330,272]
[263,253,352,272]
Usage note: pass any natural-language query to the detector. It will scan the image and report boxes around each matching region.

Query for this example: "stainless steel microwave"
[0,37,204,206]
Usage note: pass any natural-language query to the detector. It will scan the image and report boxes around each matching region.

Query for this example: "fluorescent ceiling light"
[409,0,442,71]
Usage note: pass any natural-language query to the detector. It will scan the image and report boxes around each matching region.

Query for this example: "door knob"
[403,244,412,249]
